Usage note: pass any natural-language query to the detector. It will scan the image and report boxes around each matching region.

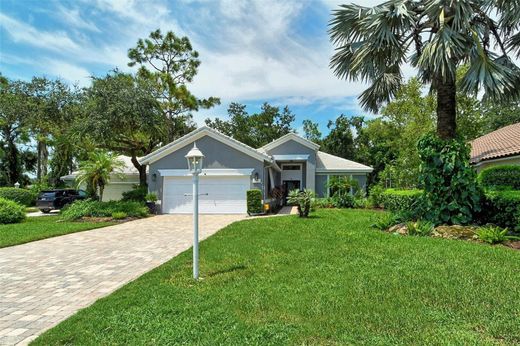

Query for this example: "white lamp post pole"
[192,172,199,280]
[185,143,204,281]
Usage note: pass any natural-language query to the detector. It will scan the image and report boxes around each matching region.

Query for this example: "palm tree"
[76,151,125,201]
[329,0,520,139]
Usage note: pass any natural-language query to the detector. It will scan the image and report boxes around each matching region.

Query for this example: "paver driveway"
[0,214,244,345]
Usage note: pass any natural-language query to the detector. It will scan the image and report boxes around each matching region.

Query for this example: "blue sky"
[0,0,385,135]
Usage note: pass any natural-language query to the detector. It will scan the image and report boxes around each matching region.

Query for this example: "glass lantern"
[185,143,204,175]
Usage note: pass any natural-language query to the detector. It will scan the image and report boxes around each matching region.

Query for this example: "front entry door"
[283,180,301,205]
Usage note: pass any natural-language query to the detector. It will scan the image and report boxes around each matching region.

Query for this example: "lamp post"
[185,143,204,280]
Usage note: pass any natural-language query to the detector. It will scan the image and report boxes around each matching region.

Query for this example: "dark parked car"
[36,189,87,213]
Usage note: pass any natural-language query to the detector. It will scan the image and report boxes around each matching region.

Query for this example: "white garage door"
[163,175,250,214]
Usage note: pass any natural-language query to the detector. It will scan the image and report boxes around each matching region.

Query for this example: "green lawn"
[0,216,115,248]
[34,209,520,345]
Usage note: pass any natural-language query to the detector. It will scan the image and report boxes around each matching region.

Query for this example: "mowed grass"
[0,216,115,248]
[34,209,520,345]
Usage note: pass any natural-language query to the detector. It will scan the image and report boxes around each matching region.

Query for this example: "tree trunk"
[130,155,147,187]
[3,128,20,186]
[37,140,48,182]
[436,75,457,140]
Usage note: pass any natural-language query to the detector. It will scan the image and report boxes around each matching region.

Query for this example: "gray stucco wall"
[266,139,316,191]
[315,175,328,197]
[148,135,266,206]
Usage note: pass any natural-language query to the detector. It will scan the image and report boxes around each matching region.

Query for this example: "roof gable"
[316,151,373,173]
[260,133,320,152]
[139,126,272,165]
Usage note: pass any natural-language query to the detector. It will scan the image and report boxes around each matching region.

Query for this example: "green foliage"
[380,189,422,214]
[478,165,520,190]
[314,198,335,209]
[205,102,295,148]
[76,151,125,201]
[332,193,355,208]
[128,29,219,142]
[0,197,26,224]
[371,213,399,230]
[287,189,315,218]
[481,190,520,231]
[145,193,157,203]
[329,2,520,113]
[0,187,37,207]
[122,186,148,202]
[406,220,434,237]
[475,226,518,245]
[246,189,263,215]
[81,71,164,186]
[61,200,148,221]
[302,120,321,144]
[111,212,128,220]
[418,134,481,225]
[322,115,356,160]
[368,185,385,208]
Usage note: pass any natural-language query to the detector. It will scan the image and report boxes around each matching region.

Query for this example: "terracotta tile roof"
[470,122,520,164]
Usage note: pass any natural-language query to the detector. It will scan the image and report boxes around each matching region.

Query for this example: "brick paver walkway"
[0,214,244,345]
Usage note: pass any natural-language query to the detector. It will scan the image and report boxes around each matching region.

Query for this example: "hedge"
[381,189,423,213]
[0,197,26,224]
[478,165,520,190]
[61,200,149,221]
[246,189,263,214]
[481,190,520,231]
[0,188,38,207]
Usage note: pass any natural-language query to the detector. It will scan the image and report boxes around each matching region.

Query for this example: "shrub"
[481,190,520,231]
[121,185,148,202]
[406,220,434,237]
[380,189,422,213]
[315,197,335,208]
[0,197,26,224]
[145,193,157,202]
[61,200,148,221]
[332,193,355,208]
[287,189,315,217]
[0,187,38,207]
[368,185,384,208]
[111,211,128,220]
[417,133,481,225]
[371,213,399,230]
[246,189,263,215]
[475,225,519,244]
[478,165,520,190]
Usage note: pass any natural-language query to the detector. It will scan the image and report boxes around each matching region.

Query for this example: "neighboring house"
[470,122,520,172]
[139,126,372,214]
[61,156,141,201]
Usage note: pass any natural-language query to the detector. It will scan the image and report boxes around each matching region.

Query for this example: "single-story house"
[61,155,142,201]
[470,122,520,172]
[138,126,373,214]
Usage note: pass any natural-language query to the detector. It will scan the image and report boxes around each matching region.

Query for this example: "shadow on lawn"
[207,264,247,277]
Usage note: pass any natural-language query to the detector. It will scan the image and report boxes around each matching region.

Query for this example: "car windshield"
[39,192,56,198]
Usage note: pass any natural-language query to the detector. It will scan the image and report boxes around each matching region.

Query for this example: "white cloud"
[57,6,101,32]
[0,13,80,52]
[44,60,92,87]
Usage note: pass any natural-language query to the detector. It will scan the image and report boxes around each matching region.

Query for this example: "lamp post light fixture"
[185,143,204,280]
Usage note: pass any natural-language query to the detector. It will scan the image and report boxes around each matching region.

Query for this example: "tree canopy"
[329,0,520,139]
[205,102,295,148]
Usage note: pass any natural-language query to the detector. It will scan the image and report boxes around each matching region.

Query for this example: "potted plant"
[145,193,158,214]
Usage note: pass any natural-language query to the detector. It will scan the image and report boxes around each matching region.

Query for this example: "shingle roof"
[470,122,520,164]
[316,151,373,172]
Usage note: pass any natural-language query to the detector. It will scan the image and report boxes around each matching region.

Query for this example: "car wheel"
[40,209,51,214]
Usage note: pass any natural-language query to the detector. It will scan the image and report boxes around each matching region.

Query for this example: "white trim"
[272,154,309,161]
[316,168,373,173]
[268,167,275,190]
[261,133,320,151]
[139,127,272,165]
[102,181,140,185]
[472,154,520,167]
[158,168,254,177]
